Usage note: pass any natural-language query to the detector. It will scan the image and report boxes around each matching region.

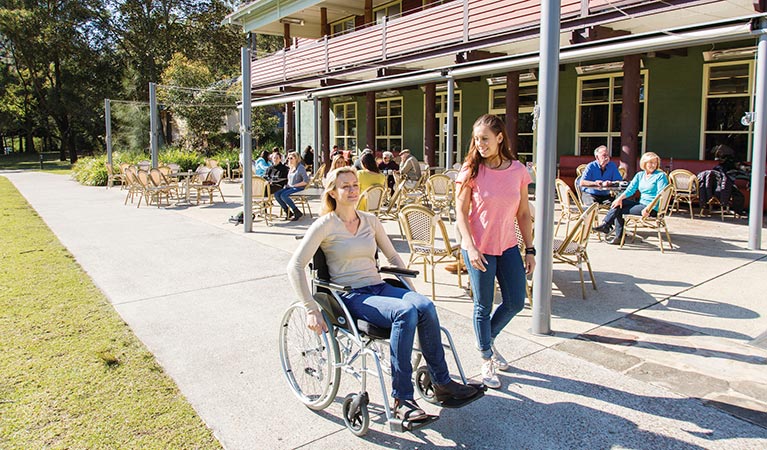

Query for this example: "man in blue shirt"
[579,145,623,206]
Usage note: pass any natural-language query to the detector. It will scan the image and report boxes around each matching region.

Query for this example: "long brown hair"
[461,114,517,192]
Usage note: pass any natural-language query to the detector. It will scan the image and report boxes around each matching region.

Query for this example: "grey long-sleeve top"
[287,211,411,312]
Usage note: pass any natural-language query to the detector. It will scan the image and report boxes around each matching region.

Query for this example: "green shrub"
[210,147,240,169]
[159,146,203,171]
[71,156,108,186]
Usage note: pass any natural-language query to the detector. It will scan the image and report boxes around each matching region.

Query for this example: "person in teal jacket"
[594,151,669,244]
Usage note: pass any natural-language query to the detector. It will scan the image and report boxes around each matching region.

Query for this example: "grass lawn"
[0,152,72,175]
[0,176,220,449]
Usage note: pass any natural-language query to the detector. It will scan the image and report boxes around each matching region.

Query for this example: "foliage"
[210,147,240,169]
[111,101,151,154]
[71,155,109,186]
[159,146,203,172]
[0,177,221,448]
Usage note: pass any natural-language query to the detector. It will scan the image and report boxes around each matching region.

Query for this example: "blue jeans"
[602,199,656,237]
[274,186,304,214]
[340,282,451,400]
[463,247,526,360]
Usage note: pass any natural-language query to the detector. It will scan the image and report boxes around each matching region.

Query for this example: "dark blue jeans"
[340,283,451,400]
[274,186,304,214]
[462,247,526,359]
[602,199,656,237]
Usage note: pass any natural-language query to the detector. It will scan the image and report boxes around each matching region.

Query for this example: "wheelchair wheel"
[342,393,370,436]
[414,366,439,405]
[279,303,341,410]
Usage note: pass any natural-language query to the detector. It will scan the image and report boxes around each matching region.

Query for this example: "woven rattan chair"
[425,174,455,222]
[192,166,226,205]
[149,168,176,206]
[244,176,273,226]
[575,163,588,178]
[669,169,699,220]
[308,162,326,189]
[356,184,386,216]
[442,169,459,182]
[553,203,599,299]
[398,204,462,300]
[135,169,166,208]
[105,162,124,189]
[555,178,584,238]
[620,184,675,253]
[122,167,143,205]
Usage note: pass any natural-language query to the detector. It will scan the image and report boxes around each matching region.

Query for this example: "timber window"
[576,71,648,156]
[701,61,754,161]
[374,1,401,23]
[330,17,355,36]
[489,83,538,164]
[333,103,357,151]
[375,98,403,152]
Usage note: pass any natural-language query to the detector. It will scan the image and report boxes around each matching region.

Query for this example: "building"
[224,0,767,177]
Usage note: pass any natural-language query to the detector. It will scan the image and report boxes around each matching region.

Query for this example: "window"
[701,61,754,161]
[375,98,403,152]
[429,91,461,167]
[576,71,648,156]
[489,83,538,164]
[374,1,401,23]
[330,17,355,36]
[333,102,357,151]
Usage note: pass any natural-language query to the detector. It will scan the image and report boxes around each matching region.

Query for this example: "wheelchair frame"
[279,248,483,436]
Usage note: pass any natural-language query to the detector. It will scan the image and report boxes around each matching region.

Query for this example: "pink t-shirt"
[456,160,531,256]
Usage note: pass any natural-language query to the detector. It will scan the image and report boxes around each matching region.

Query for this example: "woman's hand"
[466,246,487,272]
[524,253,536,275]
[611,197,623,209]
[306,309,328,335]
[641,206,651,218]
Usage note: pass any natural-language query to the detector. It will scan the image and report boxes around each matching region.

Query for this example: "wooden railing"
[251,0,642,87]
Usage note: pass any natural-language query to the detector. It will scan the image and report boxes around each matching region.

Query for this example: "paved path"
[4,171,767,449]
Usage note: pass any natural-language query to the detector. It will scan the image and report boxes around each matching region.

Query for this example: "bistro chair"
[669,169,699,220]
[357,184,386,216]
[105,162,124,189]
[442,169,459,182]
[148,168,174,207]
[425,174,455,222]
[309,162,326,189]
[398,204,463,300]
[122,167,144,206]
[245,176,273,226]
[575,163,588,178]
[192,166,226,205]
[619,184,675,253]
[553,203,599,299]
[554,178,584,238]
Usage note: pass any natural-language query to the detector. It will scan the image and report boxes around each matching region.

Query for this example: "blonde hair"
[321,166,358,215]
[639,152,661,171]
[329,154,347,172]
[287,151,302,166]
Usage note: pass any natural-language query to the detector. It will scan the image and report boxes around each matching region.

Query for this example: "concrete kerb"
[3,171,767,448]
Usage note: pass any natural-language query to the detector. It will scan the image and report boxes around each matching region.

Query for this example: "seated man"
[398,149,422,188]
[264,152,289,196]
[579,145,623,206]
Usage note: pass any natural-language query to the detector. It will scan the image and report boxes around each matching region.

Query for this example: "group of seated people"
[324,147,423,195]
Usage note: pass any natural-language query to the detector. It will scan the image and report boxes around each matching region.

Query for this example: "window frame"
[374,0,402,23]
[575,70,649,157]
[488,82,538,164]
[699,60,754,161]
[333,102,357,151]
[375,96,404,153]
[330,16,355,37]
[425,90,462,167]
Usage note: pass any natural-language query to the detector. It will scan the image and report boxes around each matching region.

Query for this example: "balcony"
[248,0,657,89]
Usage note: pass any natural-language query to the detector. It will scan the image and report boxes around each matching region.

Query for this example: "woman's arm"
[291,165,309,188]
[373,216,415,290]
[516,192,536,275]
[455,181,487,271]
[286,220,328,332]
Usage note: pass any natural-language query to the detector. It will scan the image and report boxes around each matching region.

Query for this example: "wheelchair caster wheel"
[414,366,439,405]
[342,393,370,436]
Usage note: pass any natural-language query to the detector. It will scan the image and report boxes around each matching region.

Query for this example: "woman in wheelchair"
[287,166,477,422]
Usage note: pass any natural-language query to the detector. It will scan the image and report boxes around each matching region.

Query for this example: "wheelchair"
[279,247,485,436]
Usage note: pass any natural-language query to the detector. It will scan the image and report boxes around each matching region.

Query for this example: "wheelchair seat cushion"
[356,320,391,340]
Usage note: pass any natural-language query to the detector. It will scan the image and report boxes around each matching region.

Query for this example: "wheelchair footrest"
[438,383,487,409]
[388,415,439,433]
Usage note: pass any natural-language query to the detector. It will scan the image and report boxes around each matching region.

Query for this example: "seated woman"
[287,167,477,421]
[254,150,271,177]
[323,153,348,186]
[357,152,386,211]
[274,151,309,221]
[594,151,669,244]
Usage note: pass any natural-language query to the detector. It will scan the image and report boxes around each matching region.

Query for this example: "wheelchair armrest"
[379,266,419,278]
[314,279,352,292]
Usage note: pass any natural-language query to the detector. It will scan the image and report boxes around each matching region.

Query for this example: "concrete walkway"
[4,171,767,449]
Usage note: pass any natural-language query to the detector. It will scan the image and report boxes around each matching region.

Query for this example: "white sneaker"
[491,344,510,371]
[481,359,501,389]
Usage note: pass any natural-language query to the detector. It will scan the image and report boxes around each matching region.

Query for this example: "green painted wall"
[557,66,578,156]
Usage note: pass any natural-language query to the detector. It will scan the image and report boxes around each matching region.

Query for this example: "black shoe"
[606,235,621,245]
[434,380,477,402]
[393,399,428,422]
[290,210,303,221]
[593,223,612,234]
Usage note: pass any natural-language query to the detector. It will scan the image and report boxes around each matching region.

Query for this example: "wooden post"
[365,0,373,26]
[285,102,295,151]
[320,7,329,36]
[621,54,641,177]
[366,91,376,150]
[505,71,520,158]
[424,83,436,167]
[321,97,330,164]
[283,24,291,49]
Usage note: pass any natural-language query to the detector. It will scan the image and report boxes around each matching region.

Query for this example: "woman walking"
[455,114,535,389]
